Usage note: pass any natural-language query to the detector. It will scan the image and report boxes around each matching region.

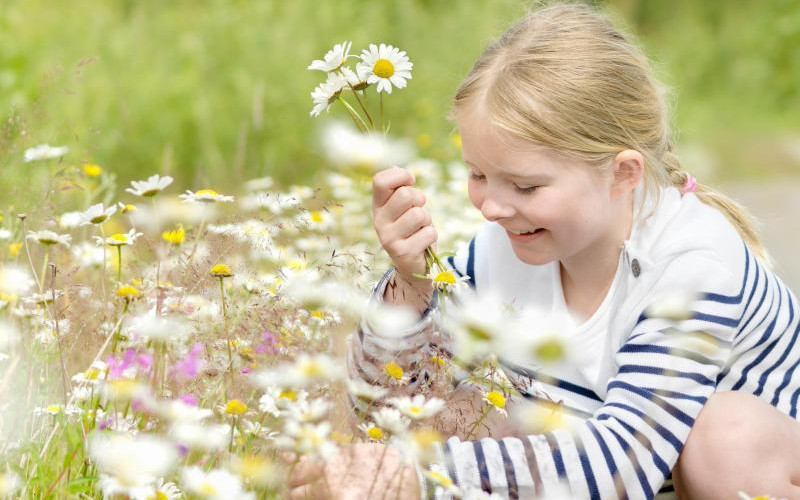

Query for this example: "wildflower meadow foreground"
[0,39,780,500]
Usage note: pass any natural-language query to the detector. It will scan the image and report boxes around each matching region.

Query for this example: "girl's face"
[458,112,630,267]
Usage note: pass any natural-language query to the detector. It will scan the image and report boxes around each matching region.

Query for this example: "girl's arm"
[423,249,755,499]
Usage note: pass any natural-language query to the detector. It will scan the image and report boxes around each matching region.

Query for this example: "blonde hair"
[452,1,770,264]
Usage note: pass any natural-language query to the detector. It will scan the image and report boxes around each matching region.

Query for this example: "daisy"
[181,466,256,500]
[253,353,343,388]
[371,407,409,436]
[346,378,388,403]
[482,390,508,417]
[23,144,69,162]
[309,72,348,117]
[0,470,21,495]
[169,422,230,451]
[125,174,174,197]
[95,228,143,246]
[276,420,338,460]
[27,230,72,247]
[88,432,177,491]
[358,422,386,442]
[59,211,83,228]
[307,41,352,72]
[72,242,105,267]
[388,395,446,420]
[179,189,234,203]
[78,203,117,225]
[127,308,189,343]
[357,43,413,94]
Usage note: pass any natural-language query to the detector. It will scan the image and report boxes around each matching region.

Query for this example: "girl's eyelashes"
[514,185,538,194]
[470,172,539,195]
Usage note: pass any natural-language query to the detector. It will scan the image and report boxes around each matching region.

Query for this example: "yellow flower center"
[408,405,422,416]
[116,285,140,298]
[82,164,103,177]
[46,404,62,414]
[9,242,23,257]
[148,491,169,500]
[425,470,453,488]
[279,389,297,401]
[486,391,506,409]
[433,271,457,285]
[367,426,384,440]
[196,189,219,196]
[90,215,108,224]
[310,210,324,223]
[384,361,404,380]
[110,233,128,242]
[162,225,185,244]
[411,428,442,448]
[310,309,326,319]
[122,204,137,213]
[85,368,100,380]
[535,338,566,362]
[373,58,395,78]
[299,360,324,378]
[225,399,248,415]
[210,263,233,277]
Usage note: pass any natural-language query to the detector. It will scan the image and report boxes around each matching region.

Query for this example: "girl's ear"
[610,149,644,198]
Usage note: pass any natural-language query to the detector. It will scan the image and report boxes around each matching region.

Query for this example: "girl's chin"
[508,245,556,266]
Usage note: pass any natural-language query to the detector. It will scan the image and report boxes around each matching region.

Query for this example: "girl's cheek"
[467,183,484,211]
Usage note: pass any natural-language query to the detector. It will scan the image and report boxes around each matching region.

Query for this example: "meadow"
[1,0,799,498]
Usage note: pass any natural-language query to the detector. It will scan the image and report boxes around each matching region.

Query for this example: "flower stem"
[338,97,369,133]
[465,404,492,440]
[116,246,122,284]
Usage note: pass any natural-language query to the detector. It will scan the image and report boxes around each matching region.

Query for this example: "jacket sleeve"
[347,237,478,413]
[425,251,745,500]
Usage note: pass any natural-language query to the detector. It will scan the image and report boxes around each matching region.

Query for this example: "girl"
[290,3,800,499]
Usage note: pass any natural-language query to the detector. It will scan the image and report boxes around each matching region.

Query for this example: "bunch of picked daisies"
[307,41,412,133]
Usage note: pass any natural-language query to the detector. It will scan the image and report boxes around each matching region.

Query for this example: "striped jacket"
[348,187,800,499]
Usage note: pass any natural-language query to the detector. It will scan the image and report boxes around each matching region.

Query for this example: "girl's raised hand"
[372,166,437,294]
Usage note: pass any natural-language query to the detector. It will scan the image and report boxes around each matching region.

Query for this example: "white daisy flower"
[321,121,414,170]
[309,72,348,117]
[253,353,344,389]
[169,422,230,451]
[0,469,21,495]
[179,189,235,203]
[243,176,274,192]
[0,320,20,354]
[79,203,117,226]
[307,41,352,73]
[357,43,413,94]
[125,174,174,197]
[387,395,446,420]
[158,399,213,423]
[346,378,388,403]
[371,407,409,435]
[72,242,105,268]
[94,228,143,246]
[59,211,83,229]
[127,307,189,343]
[0,229,11,240]
[151,478,182,500]
[88,432,177,491]
[27,230,71,247]
[276,420,338,460]
[0,264,34,296]
[23,144,69,162]
[181,466,256,500]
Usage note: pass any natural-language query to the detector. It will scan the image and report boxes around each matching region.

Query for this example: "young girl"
[289,3,800,500]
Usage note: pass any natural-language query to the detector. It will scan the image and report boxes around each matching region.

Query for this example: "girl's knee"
[676,391,800,499]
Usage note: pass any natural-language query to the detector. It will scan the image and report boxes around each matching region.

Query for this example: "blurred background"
[1,0,798,286]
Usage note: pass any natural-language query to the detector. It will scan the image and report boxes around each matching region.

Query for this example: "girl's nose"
[480,195,515,221]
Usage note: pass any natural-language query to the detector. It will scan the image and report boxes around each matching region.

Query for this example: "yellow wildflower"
[116,285,140,299]
[210,264,233,278]
[383,361,404,381]
[8,242,22,257]
[367,426,384,441]
[161,225,185,245]
[486,391,506,409]
[224,399,248,415]
[120,203,137,214]
[82,163,103,177]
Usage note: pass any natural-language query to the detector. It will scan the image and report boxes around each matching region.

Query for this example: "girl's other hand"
[288,443,420,500]
[372,166,437,293]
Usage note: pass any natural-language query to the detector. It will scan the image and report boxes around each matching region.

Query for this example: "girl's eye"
[514,185,538,195]
[470,172,486,181]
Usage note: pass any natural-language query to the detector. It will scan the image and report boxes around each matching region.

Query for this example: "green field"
[1,0,798,198]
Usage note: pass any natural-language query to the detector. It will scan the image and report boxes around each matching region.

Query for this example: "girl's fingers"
[372,166,415,208]
[288,457,325,488]
[387,225,437,261]
[375,186,426,226]
[385,206,432,241]
[289,483,320,500]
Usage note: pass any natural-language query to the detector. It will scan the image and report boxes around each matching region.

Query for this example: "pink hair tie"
[682,173,697,194]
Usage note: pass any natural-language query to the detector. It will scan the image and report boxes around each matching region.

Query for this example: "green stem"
[39,249,50,290]
[465,404,492,440]
[116,246,122,284]
[338,97,369,132]
[187,214,207,263]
